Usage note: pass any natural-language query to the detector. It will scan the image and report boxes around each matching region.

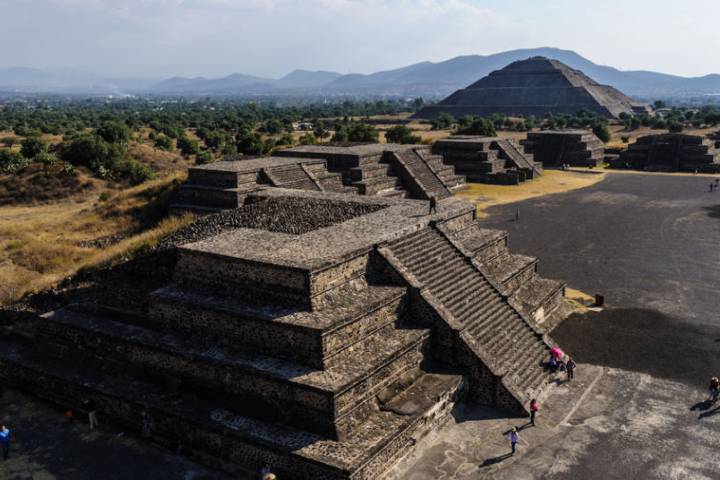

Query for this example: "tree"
[177,135,200,156]
[668,121,684,133]
[237,132,266,155]
[457,117,496,136]
[97,121,130,145]
[653,100,667,110]
[196,150,214,165]
[385,125,421,144]
[431,112,454,130]
[154,135,174,151]
[299,133,317,145]
[331,122,379,142]
[591,123,611,143]
[20,137,48,159]
[61,135,125,175]
[0,149,28,174]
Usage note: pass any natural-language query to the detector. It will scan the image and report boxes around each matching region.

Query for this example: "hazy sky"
[2,0,719,79]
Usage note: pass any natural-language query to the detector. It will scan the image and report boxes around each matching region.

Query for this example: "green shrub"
[196,151,214,165]
[385,125,421,144]
[0,149,29,174]
[154,135,174,151]
[20,137,48,159]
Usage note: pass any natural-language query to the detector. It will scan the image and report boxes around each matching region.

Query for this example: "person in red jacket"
[529,399,539,426]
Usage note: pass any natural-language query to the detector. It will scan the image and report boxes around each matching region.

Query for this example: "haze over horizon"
[2,0,720,80]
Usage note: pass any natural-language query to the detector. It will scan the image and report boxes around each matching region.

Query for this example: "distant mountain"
[1,48,719,99]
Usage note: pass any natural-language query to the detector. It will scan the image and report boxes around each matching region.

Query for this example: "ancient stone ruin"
[0,172,568,478]
[432,136,542,184]
[175,144,466,212]
[414,56,648,120]
[609,133,720,172]
[707,130,720,149]
[521,130,605,167]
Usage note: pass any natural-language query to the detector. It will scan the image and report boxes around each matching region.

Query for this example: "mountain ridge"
[1,47,719,99]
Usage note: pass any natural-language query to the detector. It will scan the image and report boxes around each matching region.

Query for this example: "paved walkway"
[0,389,227,480]
[388,364,719,479]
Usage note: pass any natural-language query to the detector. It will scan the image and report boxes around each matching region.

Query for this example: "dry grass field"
[455,169,607,218]
[0,171,193,304]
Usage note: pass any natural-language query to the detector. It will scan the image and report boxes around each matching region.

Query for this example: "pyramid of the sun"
[414,57,648,120]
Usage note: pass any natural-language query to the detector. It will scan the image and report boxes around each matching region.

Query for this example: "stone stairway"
[389,150,452,200]
[414,149,467,191]
[495,139,543,177]
[446,219,566,328]
[263,164,321,191]
[381,226,555,413]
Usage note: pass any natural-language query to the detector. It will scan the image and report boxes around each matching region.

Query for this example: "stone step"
[377,187,408,199]
[150,283,408,369]
[176,184,248,209]
[348,162,394,181]
[0,339,462,480]
[395,151,451,200]
[485,253,538,294]
[357,175,402,195]
[35,308,431,440]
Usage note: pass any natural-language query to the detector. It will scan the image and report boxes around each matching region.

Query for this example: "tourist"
[529,399,539,426]
[508,427,519,455]
[261,463,273,479]
[85,397,99,430]
[710,183,715,192]
[548,354,559,372]
[0,424,9,460]
[709,377,719,403]
[428,196,437,215]
[566,356,576,382]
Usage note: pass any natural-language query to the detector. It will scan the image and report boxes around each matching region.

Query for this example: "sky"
[1,0,719,79]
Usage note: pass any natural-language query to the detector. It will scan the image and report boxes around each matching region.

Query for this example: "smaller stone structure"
[521,130,605,167]
[708,130,720,149]
[610,133,720,172]
[432,136,542,184]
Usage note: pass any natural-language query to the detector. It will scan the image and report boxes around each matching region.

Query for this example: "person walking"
[709,377,719,403]
[529,399,539,426]
[0,424,10,460]
[508,427,519,455]
[566,356,576,382]
[85,397,99,430]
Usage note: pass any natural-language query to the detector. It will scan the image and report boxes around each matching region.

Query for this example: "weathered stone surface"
[414,56,648,120]
[611,133,720,172]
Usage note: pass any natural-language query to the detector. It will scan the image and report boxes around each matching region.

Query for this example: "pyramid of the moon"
[414,57,648,120]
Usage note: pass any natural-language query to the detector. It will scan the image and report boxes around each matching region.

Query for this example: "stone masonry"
[610,133,720,172]
[1,186,568,478]
[521,130,605,167]
[432,136,543,184]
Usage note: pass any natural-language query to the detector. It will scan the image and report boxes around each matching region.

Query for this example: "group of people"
[547,347,576,382]
[506,398,540,455]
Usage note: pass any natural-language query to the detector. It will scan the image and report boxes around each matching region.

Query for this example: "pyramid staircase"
[521,130,605,167]
[379,221,558,413]
[612,133,720,173]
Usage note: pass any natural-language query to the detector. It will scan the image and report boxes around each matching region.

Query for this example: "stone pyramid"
[415,56,648,120]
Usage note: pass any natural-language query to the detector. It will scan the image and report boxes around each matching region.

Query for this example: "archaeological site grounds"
[1,56,720,480]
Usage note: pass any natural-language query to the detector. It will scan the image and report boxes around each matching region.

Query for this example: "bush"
[457,117,496,136]
[668,121,684,133]
[237,133,266,155]
[61,135,125,174]
[177,135,200,156]
[36,151,58,167]
[0,149,29,174]
[299,133,317,145]
[20,137,48,159]
[154,135,174,151]
[331,123,379,142]
[115,159,155,185]
[196,151,214,165]
[97,121,131,144]
[431,112,454,130]
[385,125,421,144]
[592,123,611,143]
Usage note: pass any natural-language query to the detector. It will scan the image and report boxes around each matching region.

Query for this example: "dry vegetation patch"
[0,171,192,304]
[456,170,606,218]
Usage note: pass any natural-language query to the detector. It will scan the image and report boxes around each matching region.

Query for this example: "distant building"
[414,57,648,120]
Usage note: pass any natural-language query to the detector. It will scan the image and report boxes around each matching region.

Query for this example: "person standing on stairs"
[428,195,437,215]
[508,427,519,455]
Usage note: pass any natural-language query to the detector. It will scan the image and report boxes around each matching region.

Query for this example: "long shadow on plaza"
[552,307,720,389]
